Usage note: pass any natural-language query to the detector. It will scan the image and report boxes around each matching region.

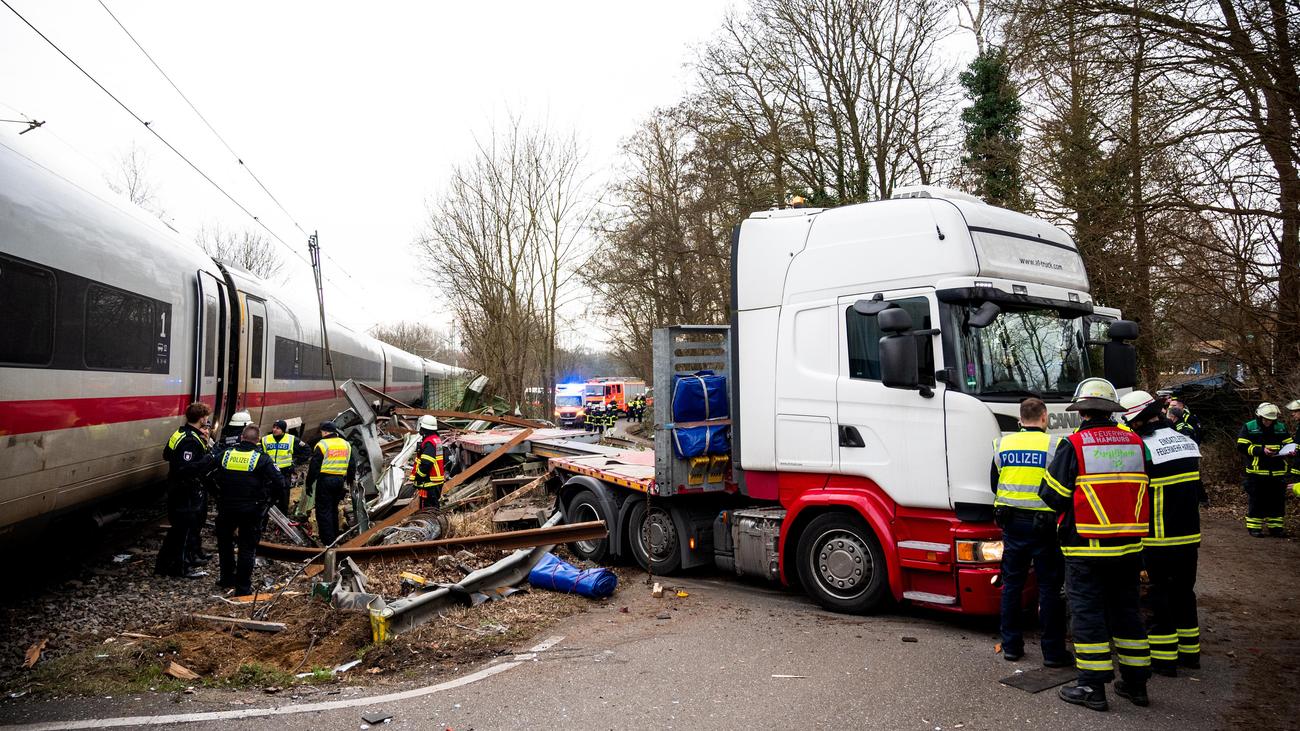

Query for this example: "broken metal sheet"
[374,513,564,637]
[259,519,605,561]
[340,380,385,501]
[265,506,309,546]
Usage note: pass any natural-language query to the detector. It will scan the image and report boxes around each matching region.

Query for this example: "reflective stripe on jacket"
[1137,423,1202,547]
[316,437,351,475]
[993,430,1058,511]
[1040,420,1150,558]
[261,433,297,469]
[1236,419,1293,476]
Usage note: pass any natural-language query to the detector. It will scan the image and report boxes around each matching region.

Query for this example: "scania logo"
[1048,411,1082,431]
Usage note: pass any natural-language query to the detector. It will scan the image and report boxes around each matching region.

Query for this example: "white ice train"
[0,142,458,538]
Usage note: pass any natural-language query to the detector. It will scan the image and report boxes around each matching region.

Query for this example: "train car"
[0,142,458,538]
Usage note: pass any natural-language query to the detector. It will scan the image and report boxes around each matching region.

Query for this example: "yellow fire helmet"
[1256,402,1281,420]
[1067,377,1124,413]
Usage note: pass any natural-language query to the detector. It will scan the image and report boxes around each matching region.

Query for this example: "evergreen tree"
[959,48,1029,210]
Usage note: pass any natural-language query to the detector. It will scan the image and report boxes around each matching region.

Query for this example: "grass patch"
[217,663,297,689]
[3,642,190,697]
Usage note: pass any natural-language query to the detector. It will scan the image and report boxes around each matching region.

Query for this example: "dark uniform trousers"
[275,468,294,515]
[216,503,263,592]
[315,475,347,546]
[1144,544,1200,669]
[157,480,203,575]
[187,491,209,559]
[1065,554,1152,686]
[1245,475,1287,532]
[998,511,1067,660]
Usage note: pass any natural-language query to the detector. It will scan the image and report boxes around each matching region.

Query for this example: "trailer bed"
[549,450,656,493]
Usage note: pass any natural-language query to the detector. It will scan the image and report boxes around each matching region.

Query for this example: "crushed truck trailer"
[554,186,1140,615]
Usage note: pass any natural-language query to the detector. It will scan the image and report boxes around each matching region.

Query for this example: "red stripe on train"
[0,393,191,435]
[0,386,423,436]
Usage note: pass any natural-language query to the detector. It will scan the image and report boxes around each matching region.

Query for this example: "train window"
[84,284,157,371]
[203,296,217,377]
[250,314,264,379]
[0,256,56,366]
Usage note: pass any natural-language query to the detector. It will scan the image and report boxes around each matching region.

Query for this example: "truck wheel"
[795,513,888,614]
[627,501,682,574]
[566,489,610,562]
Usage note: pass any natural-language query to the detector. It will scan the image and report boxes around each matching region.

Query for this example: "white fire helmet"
[1120,390,1157,423]
[418,414,439,432]
[1256,402,1281,421]
[227,411,253,428]
[1066,377,1124,413]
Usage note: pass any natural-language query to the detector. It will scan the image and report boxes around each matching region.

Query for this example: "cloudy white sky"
[1,0,741,347]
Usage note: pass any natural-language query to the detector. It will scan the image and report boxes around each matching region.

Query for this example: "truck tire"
[795,512,888,614]
[627,500,682,574]
[566,489,610,562]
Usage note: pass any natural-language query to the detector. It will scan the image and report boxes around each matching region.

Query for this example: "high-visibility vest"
[1065,427,1149,540]
[167,428,188,451]
[221,448,261,472]
[316,437,351,476]
[993,430,1058,511]
[261,433,297,469]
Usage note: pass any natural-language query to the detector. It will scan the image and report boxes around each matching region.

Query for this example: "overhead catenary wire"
[92,0,373,299]
[0,0,312,269]
[94,0,310,239]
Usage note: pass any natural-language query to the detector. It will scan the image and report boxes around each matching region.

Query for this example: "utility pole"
[308,231,337,393]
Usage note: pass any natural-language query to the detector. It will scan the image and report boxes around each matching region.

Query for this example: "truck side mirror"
[880,335,919,390]
[1104,319,1139,389]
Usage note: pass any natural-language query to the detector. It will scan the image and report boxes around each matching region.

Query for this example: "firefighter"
[1121,390,1204,676]
[219,411,254,448]
[261,420,306,515]
[633,394,647,423]
[605,399,620,430]
[306,421,355,546]
[989,397,1069,667]
[1236,402,1294,537]
[411,415,446,510]
[584,404,598,432]
[1166,399,1201,444]
[212,424,283,596]
[156,402,215,579]
[1038,378,1151,711]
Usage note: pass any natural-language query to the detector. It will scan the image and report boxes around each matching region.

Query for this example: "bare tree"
[105,142,165,218]
[369,321,459,363]
[196,223,285,281]
[415,116,594,407]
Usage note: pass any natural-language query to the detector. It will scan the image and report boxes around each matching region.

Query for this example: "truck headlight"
[956,539,1003,564]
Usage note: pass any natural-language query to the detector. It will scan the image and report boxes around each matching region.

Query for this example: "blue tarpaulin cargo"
[672,370,729,422]
[527,552,618,599]
[671,423,730,459]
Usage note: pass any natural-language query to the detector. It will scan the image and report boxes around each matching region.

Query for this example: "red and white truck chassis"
[554,187,1138,615]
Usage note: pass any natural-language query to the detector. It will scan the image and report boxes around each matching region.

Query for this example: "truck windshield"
[955,305,1089,400]
[556,395,582,407]
[585,385,604,396]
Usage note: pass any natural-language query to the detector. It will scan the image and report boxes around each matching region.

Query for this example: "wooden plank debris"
[188,614,287,633]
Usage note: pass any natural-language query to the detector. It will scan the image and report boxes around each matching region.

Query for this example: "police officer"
[990,397,1069,667]
[307,421,355,546]
[197,410,253,560]
[1236,402,1294,537]
[411,415,446,510]
[157,402,215,579]
[1039,378,1151,711]
[261,420,307,515]
[212,424,283,596]
[1121,390,1204,676]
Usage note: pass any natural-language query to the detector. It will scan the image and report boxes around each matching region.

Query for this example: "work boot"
[1059,683,1108,712]
[1003,646,1024,662]
[1152,662,1178,678]
[1249,529,1265,538]
[1270,528,1287,537]
[182,568,208,579]
[1179,655,1200,670]
[1115,680,1150,707]
[1043,652,1074,669]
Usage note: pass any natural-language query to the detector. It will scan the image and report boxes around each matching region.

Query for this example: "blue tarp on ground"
[527,552,618,599]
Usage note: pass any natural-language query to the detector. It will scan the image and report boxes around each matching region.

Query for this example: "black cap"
[319,421,337,434]
[273,419,288,430]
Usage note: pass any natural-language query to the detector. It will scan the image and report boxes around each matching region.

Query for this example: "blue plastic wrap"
[672,370,729,422]
[527,552,618,599]
[671,424,730,459]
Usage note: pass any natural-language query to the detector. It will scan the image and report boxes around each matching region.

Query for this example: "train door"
[244,297,268,425]
[195,271,230,425]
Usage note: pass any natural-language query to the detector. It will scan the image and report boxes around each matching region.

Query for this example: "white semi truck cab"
[556,186,1138,615]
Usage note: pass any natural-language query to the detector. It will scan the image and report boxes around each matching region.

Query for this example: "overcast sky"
[1,0,738,348]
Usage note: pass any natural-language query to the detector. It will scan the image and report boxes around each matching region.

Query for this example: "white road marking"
[1,636,566,730]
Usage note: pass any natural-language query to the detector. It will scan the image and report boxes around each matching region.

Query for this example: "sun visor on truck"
[936,287,1094,318]
[967,226,1089,291]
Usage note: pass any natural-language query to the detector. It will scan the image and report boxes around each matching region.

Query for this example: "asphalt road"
[1,512,1295,730]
